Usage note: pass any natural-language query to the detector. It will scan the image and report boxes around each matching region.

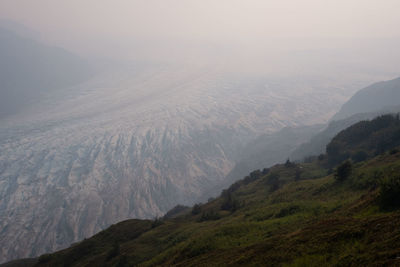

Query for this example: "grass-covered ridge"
[10,113,400,267]
[30,149,400,266]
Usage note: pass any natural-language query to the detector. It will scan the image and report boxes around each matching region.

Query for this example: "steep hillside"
[291,107,400,161]
[223,124,323,187]
[226,76,400,177]
[0,27,93,116]
[327,114,400,165]
[10,114,400,267]
[333,76,400,121]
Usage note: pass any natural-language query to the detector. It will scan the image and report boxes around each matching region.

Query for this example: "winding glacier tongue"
[0,66,346,262]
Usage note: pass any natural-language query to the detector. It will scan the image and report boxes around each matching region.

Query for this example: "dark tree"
[151,217,164,228]
[106,241,120,261]
[379,175,400,209]
[352,150,368,163]
[295,168,302,181]
[267,173,280,191]
[334,160,353,182]
[285,158,295,167]
[221,192,239,212]
[192,204,202,215]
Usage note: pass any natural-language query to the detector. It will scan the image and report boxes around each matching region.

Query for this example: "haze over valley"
[1,59,376,261]
[1,0,400,264]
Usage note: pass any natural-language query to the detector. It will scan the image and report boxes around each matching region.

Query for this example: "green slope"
[33,153,400,266]
[327,114,400,165]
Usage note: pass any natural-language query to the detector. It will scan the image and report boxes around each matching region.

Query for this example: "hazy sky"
[1,0,400,64]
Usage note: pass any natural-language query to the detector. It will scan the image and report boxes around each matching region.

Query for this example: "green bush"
[192,204,202,215]
[266,172,280,191]
[106,241,120,261]
[390,148,400,155]
[199,210,221,222]
[334,160,353,182]
[151,217,164,228]
[379,175,400,209]
[295,168,302,181]
[116,255,128,267]
[37,254,52,263]
[221,192,240,212]
[351,150,368,163]
[275,205,300,218]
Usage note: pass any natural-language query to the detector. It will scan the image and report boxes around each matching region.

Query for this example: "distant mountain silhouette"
[291,105,400,161]
[290,76,400,161]
[332,76,400,121]
[0,27,93,117]
[0,19,40,40]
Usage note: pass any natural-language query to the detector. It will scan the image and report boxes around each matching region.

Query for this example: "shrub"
[304,155,318,163]
[106,242,120,261]
[199,210,221,222]
[285,158,295,167]
[266,173,280,191]
[295,168,302,181]
[192,204,202,215]
[163,205,189,219]
[116,255,128,267]
[379,175,400,209]
[151,217,164,228]
[249,169,262,180]
[226,181,242,194]
[351,150,368,163]
[334,160,353,182]
[221,192,240,212]
[352,172,379,190]
[390,148,399,155]
[275,205,300,218]
[38,254,52,263]
[262,168,270,175]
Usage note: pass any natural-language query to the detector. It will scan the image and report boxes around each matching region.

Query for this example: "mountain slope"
[28,149,400,266]
[0,27,93,117]
[333,76,400,121]
[222,124,324,187]
[326,114,400,165]
[290,76,400,161]
[11,113,400,267]
[223,76,400,179]
[291,106,400,161]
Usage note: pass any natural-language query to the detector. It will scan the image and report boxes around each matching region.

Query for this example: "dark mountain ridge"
[291,105,400,162]
[332,76,400,121]
[326,114,400,165]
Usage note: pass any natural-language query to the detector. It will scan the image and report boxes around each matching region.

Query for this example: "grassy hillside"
[290,108,400,162]
[327,114,400,165]
[30,156,400,266]
[7,115,400,267]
